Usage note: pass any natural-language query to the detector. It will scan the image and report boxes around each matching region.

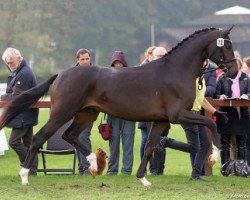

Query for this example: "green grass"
[0,109,249,200]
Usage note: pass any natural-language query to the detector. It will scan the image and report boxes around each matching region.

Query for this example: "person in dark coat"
[74,48,93,175]
[215,54,250,165]
[204,61,217,97]
[1,47,38,174]
[190,60,217,176]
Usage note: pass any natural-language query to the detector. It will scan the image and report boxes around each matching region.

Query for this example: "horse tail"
[0,74,58,129]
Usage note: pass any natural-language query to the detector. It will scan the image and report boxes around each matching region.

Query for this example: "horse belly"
[101,100,167,122]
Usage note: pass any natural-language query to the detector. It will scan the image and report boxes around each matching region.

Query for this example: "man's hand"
[219,94,227,100]
[240,94,249,99]
[213,110,228,124]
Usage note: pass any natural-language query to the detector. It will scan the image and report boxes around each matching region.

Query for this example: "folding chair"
[37,121,77,175]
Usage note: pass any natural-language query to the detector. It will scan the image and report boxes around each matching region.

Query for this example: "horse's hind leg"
[137,122,167,186]
[61,108,99,176]
[20,118,71,185]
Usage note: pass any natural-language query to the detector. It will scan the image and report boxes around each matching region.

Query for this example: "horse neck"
[163,30,218,80]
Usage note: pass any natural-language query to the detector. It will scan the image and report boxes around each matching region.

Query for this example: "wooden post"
[204,110,213,176]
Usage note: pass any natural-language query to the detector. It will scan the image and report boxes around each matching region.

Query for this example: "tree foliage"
[0,0,249,82]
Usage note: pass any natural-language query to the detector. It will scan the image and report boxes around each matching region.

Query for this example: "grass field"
[0,109,249,200]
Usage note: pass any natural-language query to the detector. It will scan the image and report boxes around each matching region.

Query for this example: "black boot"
[238,146,246,161]
[158,137,191,153]
[237,135,246,161]
[221,150,230,165]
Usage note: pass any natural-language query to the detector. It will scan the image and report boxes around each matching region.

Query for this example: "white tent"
[215,5,250,15]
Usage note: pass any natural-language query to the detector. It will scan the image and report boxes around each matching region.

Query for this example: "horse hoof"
[86,153,97,170]
[138,177,152,186]
[19,168,30,185]
[208,156,216,167]
[88,167,97,178]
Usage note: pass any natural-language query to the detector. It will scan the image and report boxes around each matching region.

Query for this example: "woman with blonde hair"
[234,51,243,69]
[140,46,156,65]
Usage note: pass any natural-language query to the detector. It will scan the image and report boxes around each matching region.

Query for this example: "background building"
[157,6,250,57]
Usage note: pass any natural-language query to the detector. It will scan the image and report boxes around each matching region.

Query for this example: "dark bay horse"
[0,27,237,186]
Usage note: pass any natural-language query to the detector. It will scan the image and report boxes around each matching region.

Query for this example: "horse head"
[205,26,238,78]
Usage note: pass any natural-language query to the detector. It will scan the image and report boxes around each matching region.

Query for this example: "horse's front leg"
[136,122,167,186]
[177,110,221,148]
[176,110,221,165]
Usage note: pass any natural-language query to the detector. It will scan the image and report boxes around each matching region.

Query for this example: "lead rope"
[198,76,204,90]
[198,61,209,90]
[100,113,107,124]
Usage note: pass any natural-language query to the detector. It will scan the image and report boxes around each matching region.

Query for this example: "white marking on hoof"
[86,153,97,177]
[19,168,30,186]
[138,177,152,186]
[208,144,221,167]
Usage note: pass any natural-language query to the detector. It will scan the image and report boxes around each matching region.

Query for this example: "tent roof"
[183,14,250,26]
[182,5,250,26]
[215,5,250,15]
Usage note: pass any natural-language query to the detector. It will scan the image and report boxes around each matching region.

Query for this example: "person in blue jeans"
[138,46,168,175]
[74,48,93,175]
[106,51,136,175]
[138,46,155,162]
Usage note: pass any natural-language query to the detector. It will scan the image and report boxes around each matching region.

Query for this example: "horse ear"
[224,25,234,35]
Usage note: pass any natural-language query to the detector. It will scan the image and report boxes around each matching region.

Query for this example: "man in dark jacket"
[74,48,93,175]
[1,47,38,175]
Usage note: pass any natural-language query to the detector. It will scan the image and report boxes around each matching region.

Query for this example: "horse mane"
[166,27,217,57]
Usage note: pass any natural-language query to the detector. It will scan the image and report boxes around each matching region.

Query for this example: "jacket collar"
[10,59,26,77]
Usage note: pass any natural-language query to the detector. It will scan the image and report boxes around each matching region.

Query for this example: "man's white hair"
[2,48,23,63]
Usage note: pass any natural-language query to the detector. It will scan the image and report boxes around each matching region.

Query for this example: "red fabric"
[98,123,112,140]
[216,69,223,80]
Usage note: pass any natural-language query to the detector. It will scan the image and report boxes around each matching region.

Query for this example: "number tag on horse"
[217,38,224,47]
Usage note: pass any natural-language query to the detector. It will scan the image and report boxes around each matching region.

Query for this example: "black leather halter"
[198,30,236,90]
[207,30,236,73]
